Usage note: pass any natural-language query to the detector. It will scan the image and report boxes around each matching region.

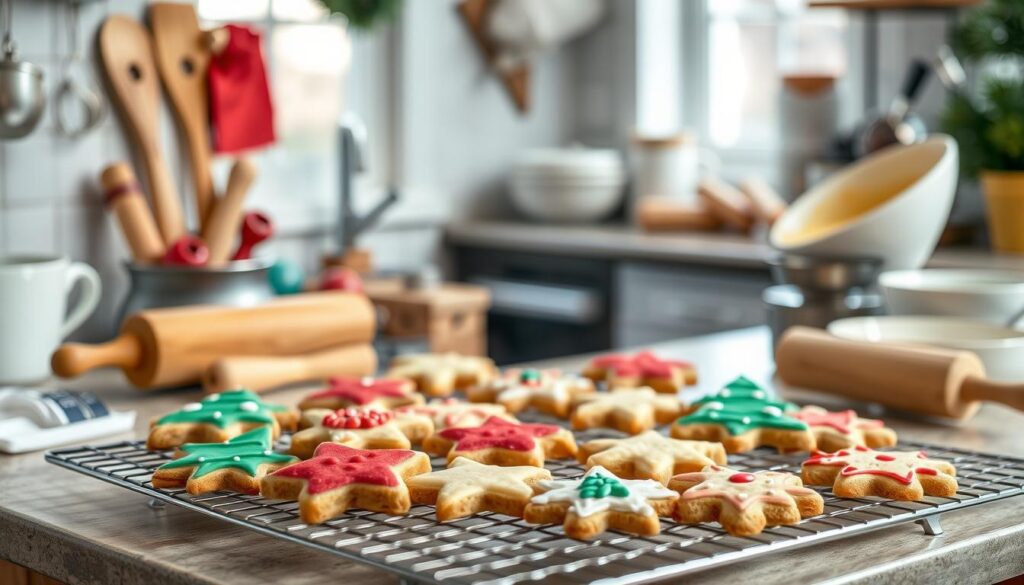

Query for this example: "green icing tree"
[159,426,295,479]
[577,473,630,499]
[677,376,807,435]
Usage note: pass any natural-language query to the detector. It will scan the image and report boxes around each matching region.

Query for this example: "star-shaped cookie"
[583,351,697,393]
[148,389,299,450]
[467,368,595,417]
[570,388,684,435]
[577,430,727,485]
[523,465,678,540]
[801,446,958,500]
[290,407,434,459]
[386,352,497,396]
[423,416,578,467]
[669,465,824,536]
[261,443,431,523]
[152,426,297,495]
[792,406,898,452]
[298,376,423,411]
[395,398,516,430]
[407,457,552,521]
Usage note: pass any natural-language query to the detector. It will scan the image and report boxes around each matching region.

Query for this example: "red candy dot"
[322,457,339,465]
[875,454,896,462]
[728,473,755,484]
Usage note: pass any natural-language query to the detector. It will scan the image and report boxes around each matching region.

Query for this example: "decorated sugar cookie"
[386,352,497,397]
[583,350,697,393]
[467,368,595,417]
[570,387,684,435]
[669,465,824,536]
[260,443,431,524]
[395,398,516,430]
[147,389,299,450]
[407,457,552,521]
[577,430,727,485]
[669,376,814,453]
[290,407,434,459]
[801,446,958,500]
[151,426,296,495]
[523,466,678,540]
[423,416,578,467]
[298,376,423,412]
[792,406,898,452]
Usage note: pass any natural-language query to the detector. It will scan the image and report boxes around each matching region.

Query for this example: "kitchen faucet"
[337,114,399,254]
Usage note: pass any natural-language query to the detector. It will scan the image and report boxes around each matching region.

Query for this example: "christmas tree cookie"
[386,352,497,397]
[570,387,684,435]
[669,376,814,453]
[151,426,297,495]
[467,368,595,417]
[395,398,516,430]
[260,443,431,524]
[523,466,678,539]
[407,457,552,521]
[298,376,424,411]
[289,407,434,459]
[577,430,727,485]
[802,446,958,500]
[583,350,697,393]
[147,389,299,450]
[669,465,824,537]
[792,406,898,452]
[423,416,578,467]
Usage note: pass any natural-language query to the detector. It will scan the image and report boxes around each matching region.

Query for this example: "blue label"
[39,391,110,424]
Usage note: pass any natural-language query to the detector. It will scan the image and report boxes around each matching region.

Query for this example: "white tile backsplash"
[2,203,58,255]
[1,132,61,205]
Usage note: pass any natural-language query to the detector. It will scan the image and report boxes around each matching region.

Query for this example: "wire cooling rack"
[46,420,1024,585]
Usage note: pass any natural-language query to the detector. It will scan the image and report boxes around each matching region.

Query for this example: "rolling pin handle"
[51,334,144,378]
[960,376,1024,414]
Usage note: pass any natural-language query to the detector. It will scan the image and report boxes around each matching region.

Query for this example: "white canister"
[0,256,101,384]
[778,74,839,200]
[630,133,720,212]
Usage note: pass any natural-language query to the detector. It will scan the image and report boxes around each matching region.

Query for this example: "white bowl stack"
[510,147,625,223]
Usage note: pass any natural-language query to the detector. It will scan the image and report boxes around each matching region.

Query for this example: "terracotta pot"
[981,170,1024,253]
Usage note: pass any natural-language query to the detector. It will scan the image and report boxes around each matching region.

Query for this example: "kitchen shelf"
[47,421,1024,585]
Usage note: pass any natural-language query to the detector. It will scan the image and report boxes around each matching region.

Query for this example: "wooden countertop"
[445,220,1024,272]
[2,327,1024,584]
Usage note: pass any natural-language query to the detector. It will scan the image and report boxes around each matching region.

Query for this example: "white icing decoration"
[719,389,732,398]
[752,390,766,399]
[232,456,241,462]
[197,457,206,462]
[762,405,783,417]
[530,466,676,519]
[703,401,724,411]
[182,402,202,412]
[708,411,720,419]
[212,411,223,419]
[207,394,221,402]
[239,401,259,412]
[263,449,273,456]
[360,377,373,386]
[741,416,751,425]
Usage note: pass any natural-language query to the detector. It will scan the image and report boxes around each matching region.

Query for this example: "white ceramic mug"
[0,256,101,384]
[631,134,721,208]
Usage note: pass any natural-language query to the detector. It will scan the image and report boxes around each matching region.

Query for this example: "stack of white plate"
[509,147,625,222]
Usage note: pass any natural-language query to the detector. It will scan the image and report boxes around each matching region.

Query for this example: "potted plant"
[318,0,403,31]
[943,0,1024,252]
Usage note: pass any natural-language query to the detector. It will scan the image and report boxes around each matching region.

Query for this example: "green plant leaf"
[318,0,403,31]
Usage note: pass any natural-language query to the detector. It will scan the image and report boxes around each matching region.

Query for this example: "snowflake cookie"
[669,465,824,536]
[523,466,678,539]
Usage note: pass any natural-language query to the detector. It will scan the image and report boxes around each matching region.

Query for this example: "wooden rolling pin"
[51,292,375,390]
[738,178,787,225]
[203,158,256,265]
[100,163,165,263]
[698,177,755,233]
[202,343,378,394]
[636,197,722,232]
[776,326,1024,420]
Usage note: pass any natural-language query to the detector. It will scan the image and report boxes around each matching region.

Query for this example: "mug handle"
[61,262,102,338]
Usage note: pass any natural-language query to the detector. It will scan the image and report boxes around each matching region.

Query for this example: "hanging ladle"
[0,0,46,139]
[55,0,104,138]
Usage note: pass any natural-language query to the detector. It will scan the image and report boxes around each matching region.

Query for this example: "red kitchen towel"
[208,24,276,153]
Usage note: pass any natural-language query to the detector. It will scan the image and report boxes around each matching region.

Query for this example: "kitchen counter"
[446,220,1024,271]
[2,327,1024,584]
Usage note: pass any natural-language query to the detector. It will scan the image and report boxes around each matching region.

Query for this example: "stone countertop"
[445,220,1024,271]
[2,327,1024,584]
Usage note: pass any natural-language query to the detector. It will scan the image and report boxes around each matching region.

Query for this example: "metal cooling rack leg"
[917,515,944,536]
[147,498,166,510]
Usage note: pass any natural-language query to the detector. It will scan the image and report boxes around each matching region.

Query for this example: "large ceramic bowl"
[879,269,1024,326]
[770,135,958,270]
[828,315,1024,381]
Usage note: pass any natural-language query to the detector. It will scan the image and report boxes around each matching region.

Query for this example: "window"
[637,0,849,178]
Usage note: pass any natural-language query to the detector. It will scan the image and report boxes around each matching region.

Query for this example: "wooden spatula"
[776,326,1024,420]
[150,3,216,229]
[99,15,185,246]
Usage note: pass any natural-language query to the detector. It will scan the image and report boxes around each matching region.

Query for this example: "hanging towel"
[208,24,276,153]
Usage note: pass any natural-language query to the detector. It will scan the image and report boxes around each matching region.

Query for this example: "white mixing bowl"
[510,147,625,222]
[880,269,1024,326]
[828,315,1024,381]
[771,135,958,270]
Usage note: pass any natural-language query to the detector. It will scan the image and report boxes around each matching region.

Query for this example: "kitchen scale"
[0,388,135,454]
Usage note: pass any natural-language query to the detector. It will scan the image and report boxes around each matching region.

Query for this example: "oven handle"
[469,277,604,324]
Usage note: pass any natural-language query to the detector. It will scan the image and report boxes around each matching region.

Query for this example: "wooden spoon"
[150,3,216,229]
[99,15,185,245]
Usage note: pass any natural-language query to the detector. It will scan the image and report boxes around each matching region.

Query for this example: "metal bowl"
[0,55,46,139]
[767,253,883,292]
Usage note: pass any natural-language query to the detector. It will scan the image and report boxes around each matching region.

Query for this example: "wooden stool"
[365,279,490,356]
